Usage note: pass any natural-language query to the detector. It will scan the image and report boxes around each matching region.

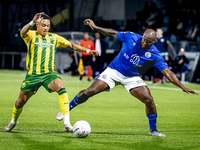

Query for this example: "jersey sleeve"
[56,35,70,48]
[21,30,35,45]
[117,32,130,42]
[154,55,168,71]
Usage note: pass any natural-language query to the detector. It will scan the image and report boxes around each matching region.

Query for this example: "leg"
[130,85,165,136]
[86,56,92,81]
[13,91,34,123]
[92,59,97,79]
[70,79,109,110]
[3,91,34,132]
[48,78,72,131]
[87,65,92,81]
[161,72,164,84]
[130,85,156,115]
[153,66,158,84]
[15,91,34,108]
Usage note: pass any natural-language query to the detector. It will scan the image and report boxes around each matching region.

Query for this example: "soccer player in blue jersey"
[57,19,198,136]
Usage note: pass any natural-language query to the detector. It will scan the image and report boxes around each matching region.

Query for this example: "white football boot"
[149,130,166,137]
[56,111,64,121]
[64,124,73,132]
[3,121,18,132]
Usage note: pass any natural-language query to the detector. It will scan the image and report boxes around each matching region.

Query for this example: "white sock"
[11,118,17,124]
[63,114,70,125]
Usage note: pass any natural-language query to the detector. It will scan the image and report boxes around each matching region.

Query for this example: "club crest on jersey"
[102,74,107,79]
[145,52,151,58]
[21,82,26,89]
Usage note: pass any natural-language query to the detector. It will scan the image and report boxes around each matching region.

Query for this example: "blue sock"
[69,95,79,110]
[147,113,157,130]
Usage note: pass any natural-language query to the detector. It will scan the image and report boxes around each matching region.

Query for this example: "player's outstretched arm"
[68,42,100,56]
[20,12,44,38]
[84,19,118,39]
[161,68,198,95]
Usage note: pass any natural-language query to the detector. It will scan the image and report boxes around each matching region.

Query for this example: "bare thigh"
[48,78,65,92]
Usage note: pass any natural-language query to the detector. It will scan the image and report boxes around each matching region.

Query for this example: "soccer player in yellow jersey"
[3,12,100,132]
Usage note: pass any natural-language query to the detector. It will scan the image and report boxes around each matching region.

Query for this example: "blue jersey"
[108,32,168,77]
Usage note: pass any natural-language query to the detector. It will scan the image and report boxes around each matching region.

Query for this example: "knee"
[142,96,155,107]
[57,86,65,92]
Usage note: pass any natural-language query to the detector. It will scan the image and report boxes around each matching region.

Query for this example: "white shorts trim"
[97,67,146,92]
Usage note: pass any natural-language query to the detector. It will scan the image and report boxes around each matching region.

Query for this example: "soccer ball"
[73,120,91,138]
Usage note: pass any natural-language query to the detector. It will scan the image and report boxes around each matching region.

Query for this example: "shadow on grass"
[10,131,74,150]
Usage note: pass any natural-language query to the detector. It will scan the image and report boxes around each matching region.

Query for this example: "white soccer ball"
[73,120,91,138]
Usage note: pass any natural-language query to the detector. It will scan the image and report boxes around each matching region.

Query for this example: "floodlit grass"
[0,70,200,150]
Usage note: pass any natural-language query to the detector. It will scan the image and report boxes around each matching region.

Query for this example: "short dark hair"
[41,13,50,20]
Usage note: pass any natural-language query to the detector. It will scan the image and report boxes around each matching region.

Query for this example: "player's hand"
[33,12,44,23]
[84,19,97,30]
[182,87,198,95]
[89,50,101,56]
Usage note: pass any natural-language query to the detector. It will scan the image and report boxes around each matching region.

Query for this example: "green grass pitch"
[0,70,200,150]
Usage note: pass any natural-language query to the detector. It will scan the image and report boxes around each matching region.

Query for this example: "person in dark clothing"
[174,48,189,73]
[153,28,168,84]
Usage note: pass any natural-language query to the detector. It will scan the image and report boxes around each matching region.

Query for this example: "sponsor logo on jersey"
[123,53,143,68]
[35,42,53,48]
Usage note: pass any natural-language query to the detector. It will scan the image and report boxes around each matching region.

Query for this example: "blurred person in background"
[92,32,106,79]
[174,48,189,74]
[79,33,95,81]
[153,28,168,84]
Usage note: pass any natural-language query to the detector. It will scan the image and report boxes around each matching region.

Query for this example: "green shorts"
[20,71,61,94]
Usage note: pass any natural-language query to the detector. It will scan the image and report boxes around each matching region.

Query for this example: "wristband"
[86,49,90,53]
[29,20,36,26]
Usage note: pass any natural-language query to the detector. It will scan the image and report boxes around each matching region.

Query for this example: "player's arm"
[20,12,44,38]
[84,19,118,39]
[161,68,198,95]
[68,42,100,56]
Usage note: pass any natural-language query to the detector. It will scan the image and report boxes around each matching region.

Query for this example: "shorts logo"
[102,74,107,79]
[21,82,26,88]
[136,79,144,84]
[145,52,151,58]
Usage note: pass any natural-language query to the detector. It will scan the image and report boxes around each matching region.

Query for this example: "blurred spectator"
[186,24,199,41]
[63,51,78,75]
[79,32,95,81]
[174,48,189,73]
[153,28,168,84]
[92,32,106,79]
[124,0,200,42]
[146,11,156,29]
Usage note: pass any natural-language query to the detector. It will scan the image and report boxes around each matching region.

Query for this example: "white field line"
[0,73,25,77]
[0,73,200,93]
[148,86,200,93]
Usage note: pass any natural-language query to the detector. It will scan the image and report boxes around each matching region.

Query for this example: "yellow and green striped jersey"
[21,30,70,75]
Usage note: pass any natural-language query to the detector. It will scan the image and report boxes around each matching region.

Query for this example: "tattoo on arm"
[94,27,118,39]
